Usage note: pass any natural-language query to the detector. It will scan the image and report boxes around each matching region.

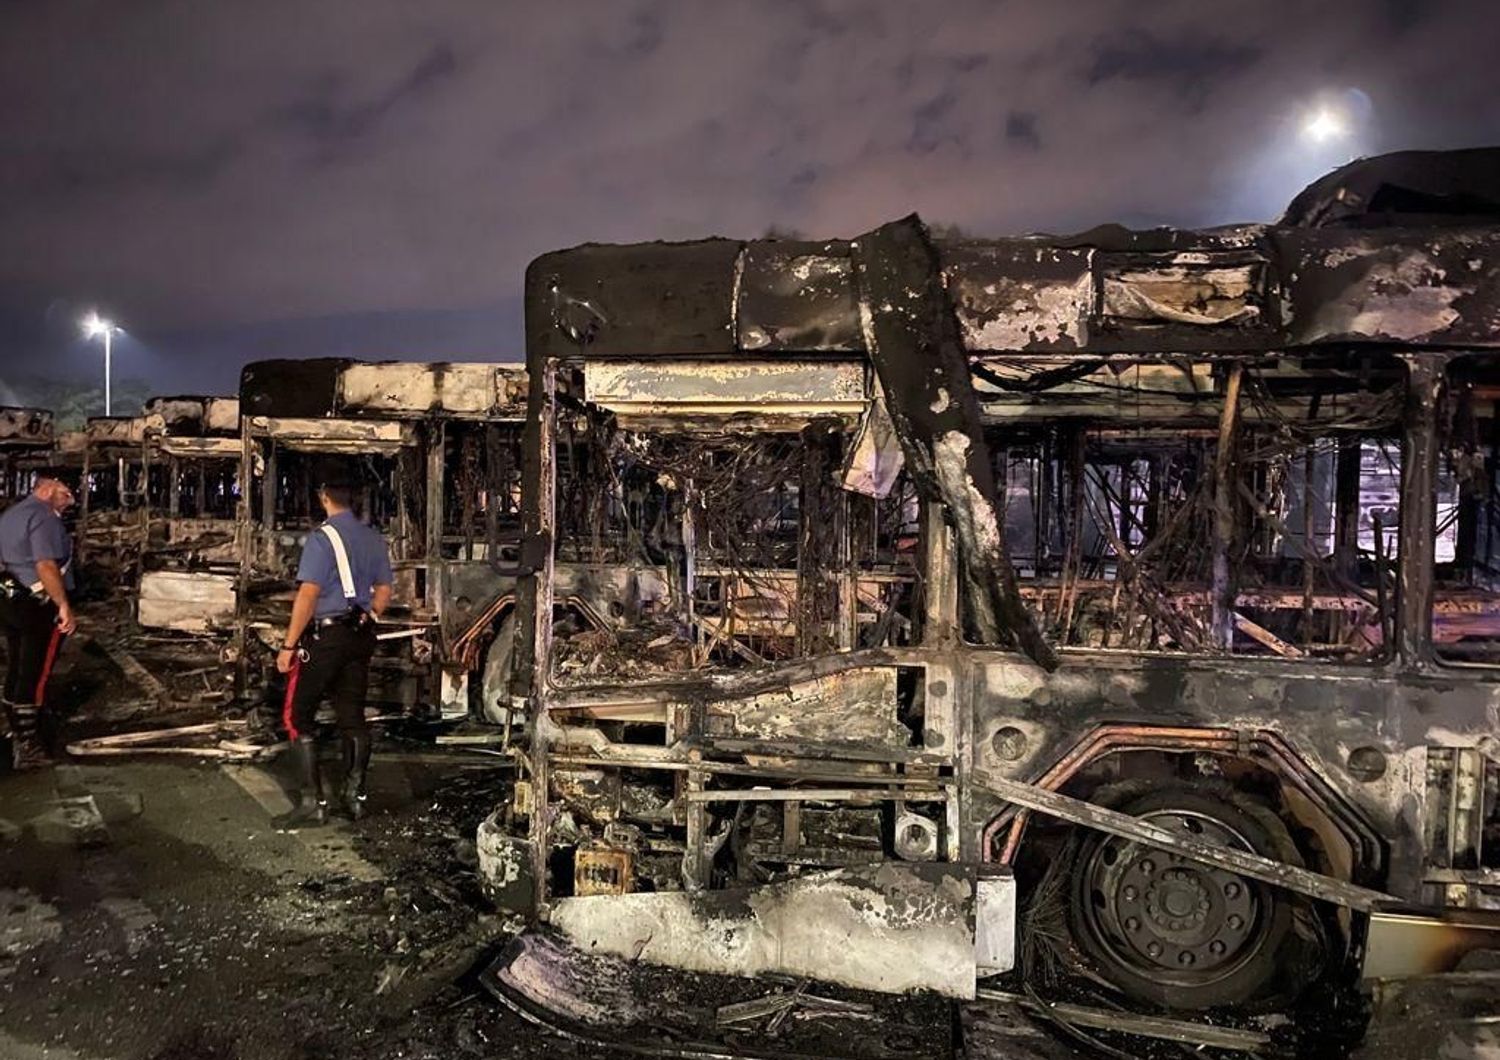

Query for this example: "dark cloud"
[909,91,960,154]
[274,43,459,145]
[1380,0,1432,32]
[621,8,667,57]
[1086,28,1262,104]
[1005,111,1041,150]
[0,0,1497,395]
[27,138,243,199]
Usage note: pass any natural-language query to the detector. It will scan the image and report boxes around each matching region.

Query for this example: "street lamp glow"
[80,311,122,416]
[1303,107,1346,143]
[81,312,115,339]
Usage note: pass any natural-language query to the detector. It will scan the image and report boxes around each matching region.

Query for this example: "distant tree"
[0,373,150,430]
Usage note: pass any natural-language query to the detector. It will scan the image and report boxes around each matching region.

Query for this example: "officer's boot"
[341,733,372,820]
[10,706,50,770]
[0,701,14,772]
[274,736,328,828]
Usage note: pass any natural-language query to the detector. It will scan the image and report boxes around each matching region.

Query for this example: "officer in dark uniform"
[0,471,78,769]
[275,472,393,826]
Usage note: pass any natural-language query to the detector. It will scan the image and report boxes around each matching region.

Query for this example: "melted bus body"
[489,150,1500,1018]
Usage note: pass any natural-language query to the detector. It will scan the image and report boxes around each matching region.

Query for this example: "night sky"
[2,0,1499,400]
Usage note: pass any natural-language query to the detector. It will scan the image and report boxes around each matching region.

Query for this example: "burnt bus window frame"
[536,361,923,693]
[1432,352,1500,670]
[957,356,1409,666]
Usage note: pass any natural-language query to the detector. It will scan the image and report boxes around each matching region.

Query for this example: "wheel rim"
[1074,808,1270,990]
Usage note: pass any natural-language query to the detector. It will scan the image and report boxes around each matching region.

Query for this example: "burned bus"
[130,396,243,635]
[236,359,528,717]
[0,406,56,506]
[76,413,149,579]
[485,148,1500,1027]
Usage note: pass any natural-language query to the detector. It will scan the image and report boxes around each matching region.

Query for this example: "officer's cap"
[32,466,81,490]
[313,459,361,493]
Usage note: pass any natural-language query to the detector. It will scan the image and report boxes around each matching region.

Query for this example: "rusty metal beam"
[514,356,558,913]
[681,786,944,803]
[1210,362,1244,649]
[972,768,1399,911]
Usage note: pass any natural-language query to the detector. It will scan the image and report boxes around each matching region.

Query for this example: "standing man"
[0,472,78,770]
[275,472,392,826]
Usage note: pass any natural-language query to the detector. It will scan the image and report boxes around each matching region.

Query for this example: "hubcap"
[1076,809,1267,986]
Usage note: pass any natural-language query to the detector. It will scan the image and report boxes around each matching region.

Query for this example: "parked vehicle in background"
[0,407,56,508]
[235,359,527,719]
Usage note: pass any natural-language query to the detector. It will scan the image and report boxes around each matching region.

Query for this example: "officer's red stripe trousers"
[282,657,303,740]
[33,627,63,706]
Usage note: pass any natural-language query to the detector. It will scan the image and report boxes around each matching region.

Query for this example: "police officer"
[275,473,393,826]
[0,472,78,769]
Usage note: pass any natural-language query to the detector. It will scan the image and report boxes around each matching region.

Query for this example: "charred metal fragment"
[240,358,351,418]
[974,768,1398,911]
[525,240,744,361]
[1282,146,1500,228]
[850,215,1057,669]
[974,988,1273,1053]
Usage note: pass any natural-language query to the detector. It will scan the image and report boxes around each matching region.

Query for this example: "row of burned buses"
[5,149,1500,1026]
[1,366,530,723]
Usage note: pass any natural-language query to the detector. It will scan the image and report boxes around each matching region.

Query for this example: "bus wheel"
[1065,786,1302,1010]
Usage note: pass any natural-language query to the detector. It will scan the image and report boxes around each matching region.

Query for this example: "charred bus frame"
[133,396,243,636]
[236,359,528,716]
[0,406,56,506]
[495,170,1500,1015]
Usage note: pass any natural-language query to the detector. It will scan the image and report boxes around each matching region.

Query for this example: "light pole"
[81,312,121,415]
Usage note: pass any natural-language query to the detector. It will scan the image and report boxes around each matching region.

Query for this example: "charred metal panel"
[967,650,1500,902]
[85,416,145,445]
[942,242,1093,351]
[974,359,1216,422]
[158,516,238,564]
[583,359,866,419]
[526,240,743,360]
[495,366,528,411]
[244,360,523,421]
[0,407,54,447]
[1277,228,1500,347]
[138,570,236,632]
[549,862,981,999]
[841,396,904,497]
[240,358,350,418]
[142,396,239,437]
[851,215,1057,669]
[1282,146,1500,229]
[703,665,907,746]
[736,241,862,352]
[1088,251,1274,352]
[156,437,242,458]
[248,416,412,452]
[522,217,1500,359]
[1100,260,1261,325]
[143,397,208,436]
[340,362,513,418]
[203,398,240,434]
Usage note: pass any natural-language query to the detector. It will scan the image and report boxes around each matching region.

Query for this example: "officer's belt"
[313,610,370,630]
